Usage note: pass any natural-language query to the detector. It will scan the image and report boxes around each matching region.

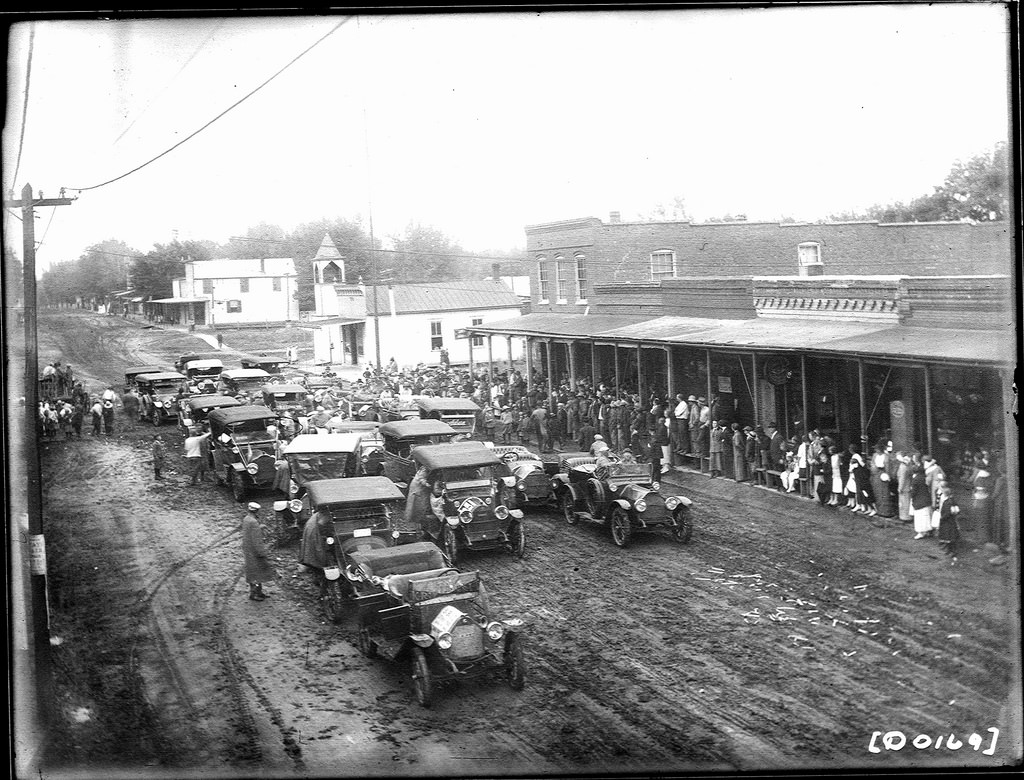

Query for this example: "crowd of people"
[38,355,1011,566]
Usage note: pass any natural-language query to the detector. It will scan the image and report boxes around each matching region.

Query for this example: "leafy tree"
[131,239,213,299]
[827,143,1009,223]
[387,221,465,281]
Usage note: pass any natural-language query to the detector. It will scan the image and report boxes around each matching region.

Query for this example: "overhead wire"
[65,17,351,193]
[9,24,35,192]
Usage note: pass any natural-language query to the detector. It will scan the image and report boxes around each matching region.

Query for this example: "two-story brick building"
[461,215,1016,485]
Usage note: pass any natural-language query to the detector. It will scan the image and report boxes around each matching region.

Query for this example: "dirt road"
[33,310,1020,776]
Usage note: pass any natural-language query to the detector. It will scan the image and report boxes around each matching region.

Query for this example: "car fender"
[230,462,246,472]
[610,498,632,512]
[672,495,693,508]
[551,473,570,489]
[560,482,581,504]
[500,475,517,488]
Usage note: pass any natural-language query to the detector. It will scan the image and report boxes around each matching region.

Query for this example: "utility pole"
[4,182,75,732]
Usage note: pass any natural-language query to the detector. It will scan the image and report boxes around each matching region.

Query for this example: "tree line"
[35,218,522,310]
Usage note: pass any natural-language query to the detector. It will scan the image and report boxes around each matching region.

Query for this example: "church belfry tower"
[312,233,346,315]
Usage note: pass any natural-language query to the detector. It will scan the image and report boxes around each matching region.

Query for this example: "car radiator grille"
[523,472,549,497]
[254,455,277,483]
[448,622,485,661]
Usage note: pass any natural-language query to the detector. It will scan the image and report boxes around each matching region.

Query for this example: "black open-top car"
[416,397,480,439]
[553,455,694,547]
[491,445,554,510]
[136,372,187,426]
[208,406,281,501]
[349,541,526,707]
[277,432,372,524]
[298,476,404,623]
[178,393,240,431]
[375,419,459,489]
[410,442,525,564]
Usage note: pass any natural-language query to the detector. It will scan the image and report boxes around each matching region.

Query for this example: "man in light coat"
[241,502,276,601]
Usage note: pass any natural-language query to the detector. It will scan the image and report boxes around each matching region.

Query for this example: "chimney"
[492,263,501,281]
[609,211,621,224]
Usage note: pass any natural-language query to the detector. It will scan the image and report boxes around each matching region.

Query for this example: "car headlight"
[448,516,462,527]
[154,401,163,408]
[436,632,453,650]
[486,622,505,641]
[516,481,527,491]
[246,463,259,475]
[183,418,193,426]
[483,496,492,505]
[494,504,509,520]
[325,536,335,545]
[459,511,473,525]
[665,496,681,511]
[289,480,299,494]
[634,499,647,513]
[289,499,303,514]
[652,482,661,491]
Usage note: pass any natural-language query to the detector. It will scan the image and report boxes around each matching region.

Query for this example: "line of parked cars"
[132,351,696,706]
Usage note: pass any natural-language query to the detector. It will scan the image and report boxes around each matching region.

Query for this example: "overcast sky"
[3,5,1011,272]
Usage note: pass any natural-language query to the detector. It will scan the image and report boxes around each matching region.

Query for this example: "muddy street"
[33,310,1019,776]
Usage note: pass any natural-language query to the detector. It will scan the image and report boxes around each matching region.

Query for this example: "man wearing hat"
[743,426,757,480]
[241,502,276,602]
[672,394,691,459]
[589,434,609,457]
[310,406,331,433]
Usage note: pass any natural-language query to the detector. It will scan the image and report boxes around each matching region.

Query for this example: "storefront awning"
[465,312,1014,367]
[149,297,209,304]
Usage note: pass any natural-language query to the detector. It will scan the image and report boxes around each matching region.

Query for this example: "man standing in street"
[241,502,276,601]
[90,397,104,436]
[122,386,140,429]
[152,434,166,480]
[184,426,212,485]
[673,394,691,459]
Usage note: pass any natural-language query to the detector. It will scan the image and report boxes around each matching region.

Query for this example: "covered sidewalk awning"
[149,297,209,304]
[463,312,1014,367]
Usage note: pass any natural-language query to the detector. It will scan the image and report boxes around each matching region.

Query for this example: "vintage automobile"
[174,351,224,374]
[554,455,694,547]
[297,476,404,623]
[374,419,459,489]
[416,397,480,439]
[356,396,420,425]
[261,383,310,438]
[136,372,187,426]
[491,445,556,510]
[410,443,525,564]
[124,364,164,390]
[240,353,290,374]
[349,541,526,707]
[178,394,240,432]
[277,433,368,525]
[181,357,223,393]
[207,406,281,501]
[218,368,272,401]
[328,420,386,475]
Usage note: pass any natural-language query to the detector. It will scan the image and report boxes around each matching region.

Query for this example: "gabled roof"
[364,280,521,316]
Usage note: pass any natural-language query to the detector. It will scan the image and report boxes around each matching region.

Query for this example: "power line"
[10,25,34,191]
[65,17,351,193]
[113,20,226,146]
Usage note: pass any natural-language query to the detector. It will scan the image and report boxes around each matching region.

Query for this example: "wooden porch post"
[525,338,533,391]
[568,341,578,391]
[507,335,514,371]
[637,344,643,402]
[923,364,933,454]
[801,354,809,437]
[705,350,713,416]
[614,344,621,395]
[752,351,759,427]
[666,346,675,400]
[487,335,494,381]
[591,342,598,387]
[857,358,867,443]
[545,339,554,412]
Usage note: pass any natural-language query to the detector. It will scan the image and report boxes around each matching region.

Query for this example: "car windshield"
[188,368,220,377]
[232,378,268,393]
[152,382,180,393]
[443,465,494,488]
[288,452,351,483]
[226,420,276,443]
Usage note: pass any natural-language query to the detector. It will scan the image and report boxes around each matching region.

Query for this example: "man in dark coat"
[241,502,276,601]
[767,423,786,470]
[576,419,597,454]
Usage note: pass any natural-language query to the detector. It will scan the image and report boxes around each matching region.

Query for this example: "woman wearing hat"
[241,502,276,601]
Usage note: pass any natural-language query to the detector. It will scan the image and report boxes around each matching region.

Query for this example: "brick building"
[461,215,1016,499]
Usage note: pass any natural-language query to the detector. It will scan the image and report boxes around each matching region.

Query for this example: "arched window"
[554,255,568,303]
[574,254,588,303]
[798,242,824,276]
[537,257,550,302]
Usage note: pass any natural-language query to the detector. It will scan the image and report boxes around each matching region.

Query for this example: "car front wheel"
[509,520,526,559]
[442,526,460,566]
[609,506,632,548]
[560,491,577,525]
[323,580,344,624]
[672,507,693,544]
[230,471,246,503]
[411,647,432,707]
[504,632,526,691]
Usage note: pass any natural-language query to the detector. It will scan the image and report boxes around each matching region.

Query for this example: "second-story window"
[575,254,588,302]
[537,258,550,302]
[651,250,676,279]
[471,317,483,348]
[240,278,250,293]
[555,256,568,303]
[430,320,443,350]
[272,277,282,292]
[202,279,213,295]
[798,242,824,276]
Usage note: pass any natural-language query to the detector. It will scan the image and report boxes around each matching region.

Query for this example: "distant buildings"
[305,234,525,369]
[148,257,299,326]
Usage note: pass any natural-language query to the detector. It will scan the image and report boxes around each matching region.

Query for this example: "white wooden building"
[304,234,524,369]
[161,257,299,326]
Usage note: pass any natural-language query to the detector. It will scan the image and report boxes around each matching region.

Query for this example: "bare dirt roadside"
[34,310,1020,776]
